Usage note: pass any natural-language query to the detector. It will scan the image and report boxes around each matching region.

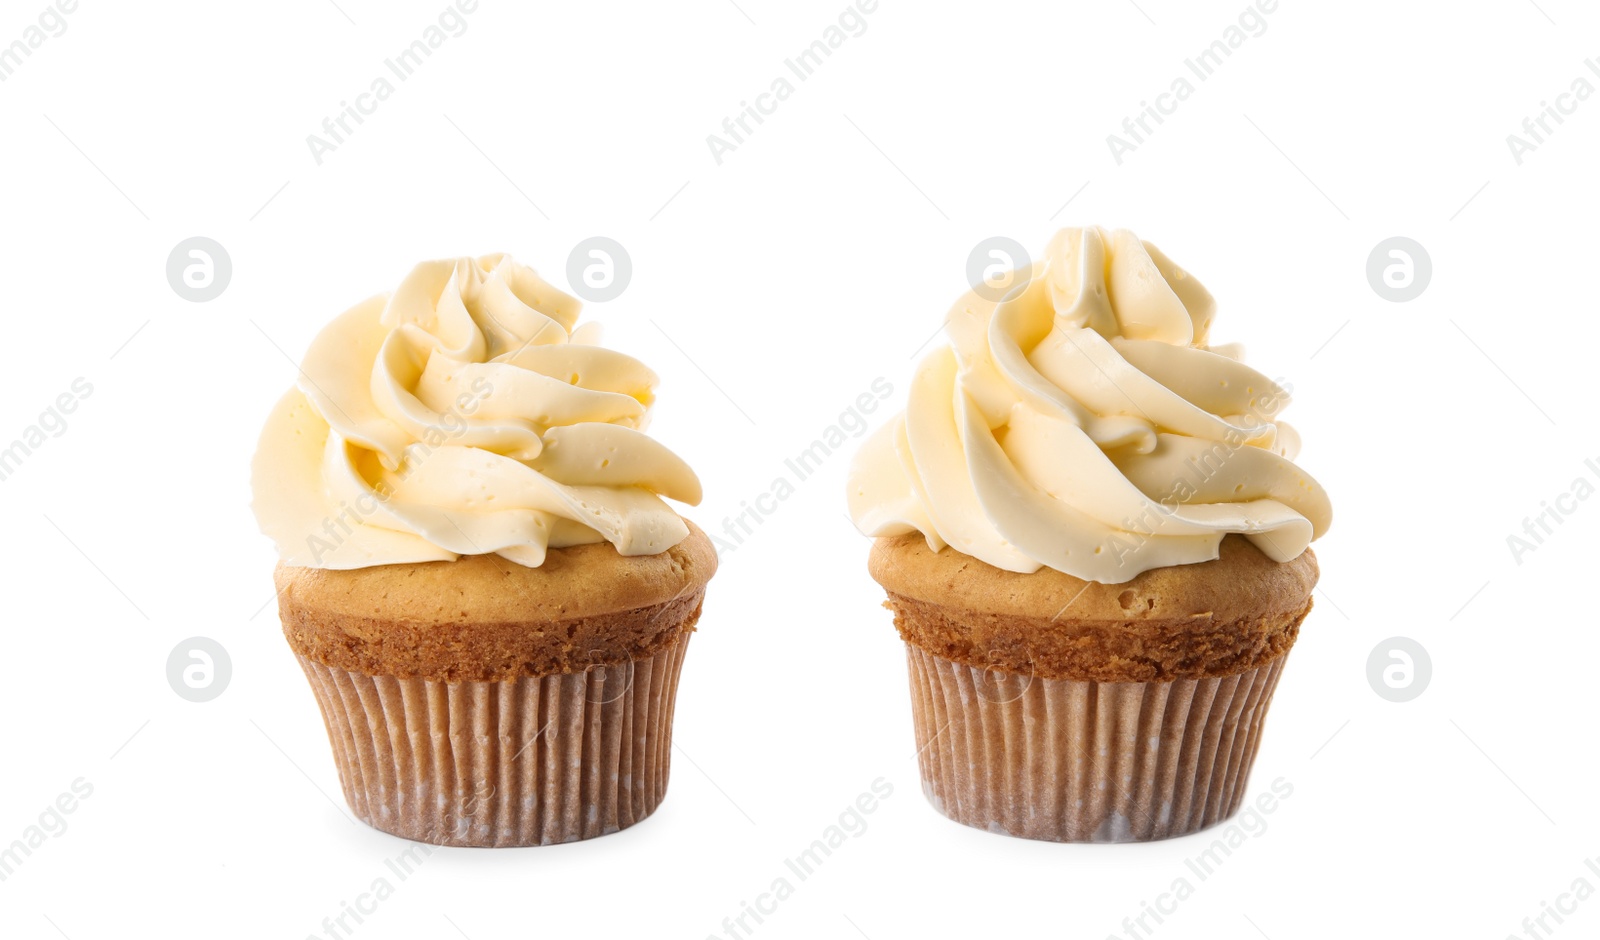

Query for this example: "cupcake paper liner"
[294,634,690,847]
[905,645,1287,843]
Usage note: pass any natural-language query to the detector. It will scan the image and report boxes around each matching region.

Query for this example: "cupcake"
[252,254,715,847]
[847,227,1330,842]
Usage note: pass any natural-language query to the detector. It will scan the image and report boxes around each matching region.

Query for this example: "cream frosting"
[848,227,1331,584]
[252,254,702,569]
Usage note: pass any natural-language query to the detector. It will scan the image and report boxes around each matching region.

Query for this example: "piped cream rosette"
[848,227,1331,583]
[253,254,702,569]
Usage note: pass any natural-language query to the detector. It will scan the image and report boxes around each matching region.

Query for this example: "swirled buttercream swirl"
[252,254,701,569]
[847,227,1331,583]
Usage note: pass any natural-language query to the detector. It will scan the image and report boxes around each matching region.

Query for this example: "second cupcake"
[848,227,1331,842]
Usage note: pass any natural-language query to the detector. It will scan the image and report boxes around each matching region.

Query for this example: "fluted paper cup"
[294,634,690,847]
[905,645,1287,842]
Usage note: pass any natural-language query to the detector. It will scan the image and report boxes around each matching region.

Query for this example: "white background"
[1,0,1595,937]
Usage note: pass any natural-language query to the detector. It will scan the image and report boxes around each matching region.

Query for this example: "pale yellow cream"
[848,227,1331,583]
[252,254,701,569]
